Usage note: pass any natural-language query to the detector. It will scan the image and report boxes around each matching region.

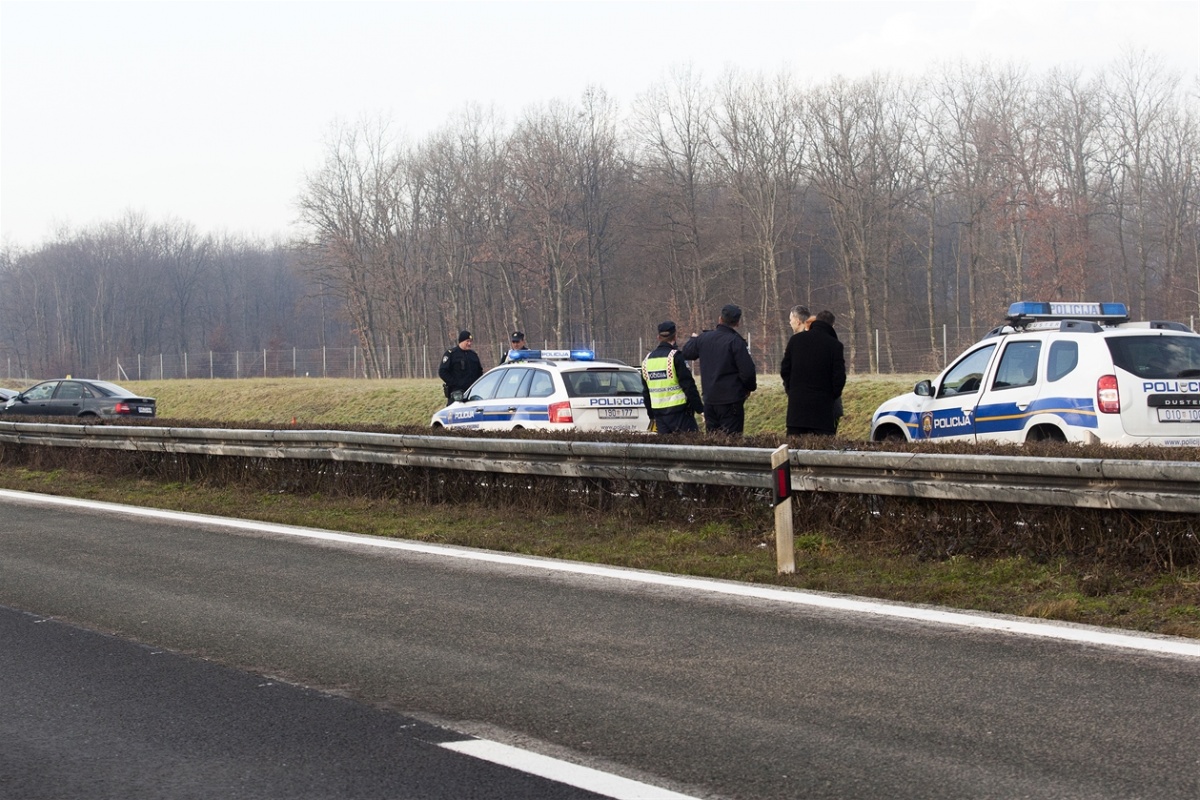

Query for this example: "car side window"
[56,382,85,400]
[526,370,554,398]
[992,341,1041,390]
[466,371,504,402]
[1047,341,1079,382]
[936,345,996,398]
[495,367,528,399]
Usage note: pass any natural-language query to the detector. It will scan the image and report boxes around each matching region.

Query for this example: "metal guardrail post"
[771,445,794,574]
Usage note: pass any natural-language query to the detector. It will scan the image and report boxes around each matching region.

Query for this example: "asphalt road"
[2,490,1199,800]
[1,605,612,800]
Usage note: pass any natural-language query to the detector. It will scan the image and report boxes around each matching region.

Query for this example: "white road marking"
[3,488,1198,658]
[441,739,700,800]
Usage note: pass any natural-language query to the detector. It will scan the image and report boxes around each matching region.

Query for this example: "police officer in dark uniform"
[640,321,703,433]
[500,331,529,364]
[438,330,484,403]
[679,304,757,435]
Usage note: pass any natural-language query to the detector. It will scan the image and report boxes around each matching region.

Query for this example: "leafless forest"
[2,55,1197,380]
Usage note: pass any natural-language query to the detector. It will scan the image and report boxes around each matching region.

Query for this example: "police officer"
[679,304,757,435]
[640,321,703,433]
[500,331,529,364]
[438,330,484,404]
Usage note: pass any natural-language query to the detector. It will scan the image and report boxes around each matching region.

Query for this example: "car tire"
[874,425,906,444]
[1026,424,1066,444]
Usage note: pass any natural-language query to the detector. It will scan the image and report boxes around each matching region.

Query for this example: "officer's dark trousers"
[703,402,745,436]
[653,407,699,434]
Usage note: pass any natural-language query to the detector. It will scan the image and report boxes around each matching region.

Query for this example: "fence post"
[771,445,795,574]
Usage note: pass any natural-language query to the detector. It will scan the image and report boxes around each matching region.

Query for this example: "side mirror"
[914,380,932,397]
[450,390,465,403]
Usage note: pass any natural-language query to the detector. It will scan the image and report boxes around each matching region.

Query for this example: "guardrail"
[3,421,1200,514]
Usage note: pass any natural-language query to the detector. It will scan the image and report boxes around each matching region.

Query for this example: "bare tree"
[629,65,720,328]
[708,68,806,348]
[297,118,404,377]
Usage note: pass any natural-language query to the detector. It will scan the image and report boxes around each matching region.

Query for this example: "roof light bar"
[1006,301,1128,323]
[506,348,596,362]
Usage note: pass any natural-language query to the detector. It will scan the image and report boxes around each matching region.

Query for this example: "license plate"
[137,406,154,414]
[598,408,638,419]
[1157,408,1200,422]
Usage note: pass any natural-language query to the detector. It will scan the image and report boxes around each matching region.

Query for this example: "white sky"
[2,0,1197,249]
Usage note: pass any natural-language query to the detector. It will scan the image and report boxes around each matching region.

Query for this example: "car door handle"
[1016,403,1029,411]
[507,406,517,412]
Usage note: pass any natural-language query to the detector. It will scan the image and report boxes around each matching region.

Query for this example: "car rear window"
[1105,335,1200,379]
[89,381,128,397]
[564,369,644,397]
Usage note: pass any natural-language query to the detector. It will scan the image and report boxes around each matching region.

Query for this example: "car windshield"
[563,369,643,397]
[1106,335,1200,379]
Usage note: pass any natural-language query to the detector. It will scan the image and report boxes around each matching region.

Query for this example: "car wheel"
[874,425,906,444]
[1026,424,1066,444]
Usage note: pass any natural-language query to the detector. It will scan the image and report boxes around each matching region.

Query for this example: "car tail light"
[113,401,132,415]
[548,401,573,424]
[1097,375,1120,413]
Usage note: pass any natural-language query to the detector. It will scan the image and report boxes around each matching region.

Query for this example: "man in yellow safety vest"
[640,321,704,434]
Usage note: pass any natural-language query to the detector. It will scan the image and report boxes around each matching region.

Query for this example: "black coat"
[780,320,846,433]
[438,346,484,394]
[678,324,757,405]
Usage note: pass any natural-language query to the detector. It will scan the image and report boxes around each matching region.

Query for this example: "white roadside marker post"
[771,445,795,574]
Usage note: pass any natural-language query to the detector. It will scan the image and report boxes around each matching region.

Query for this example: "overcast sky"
[2,0,1197,249]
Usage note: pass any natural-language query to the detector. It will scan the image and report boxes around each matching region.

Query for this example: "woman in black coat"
[779,310,846,436]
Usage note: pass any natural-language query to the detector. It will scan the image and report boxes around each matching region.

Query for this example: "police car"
[870,302,1200,446]
[430,349,650,433]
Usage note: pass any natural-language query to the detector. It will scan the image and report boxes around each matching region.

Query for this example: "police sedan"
[430,349,650,433]
[870,301,1200,446]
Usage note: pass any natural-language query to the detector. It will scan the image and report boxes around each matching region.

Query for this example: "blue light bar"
[1006,302,1128,321]
[506,348,596,362]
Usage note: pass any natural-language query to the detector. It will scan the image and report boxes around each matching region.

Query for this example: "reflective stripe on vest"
[642,352,687,410]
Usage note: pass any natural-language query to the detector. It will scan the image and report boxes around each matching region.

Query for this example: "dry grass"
[116,375,914,440]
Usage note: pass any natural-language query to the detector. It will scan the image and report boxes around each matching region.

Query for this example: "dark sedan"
[1,379,156,419]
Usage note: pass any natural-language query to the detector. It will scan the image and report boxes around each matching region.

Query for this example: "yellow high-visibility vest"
[642,352,687,410]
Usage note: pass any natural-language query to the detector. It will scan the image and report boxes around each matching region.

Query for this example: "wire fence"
[0,325,981,383]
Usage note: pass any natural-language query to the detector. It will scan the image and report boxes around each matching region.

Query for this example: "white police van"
[870,302,1200,446]
[430,349,650,433]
